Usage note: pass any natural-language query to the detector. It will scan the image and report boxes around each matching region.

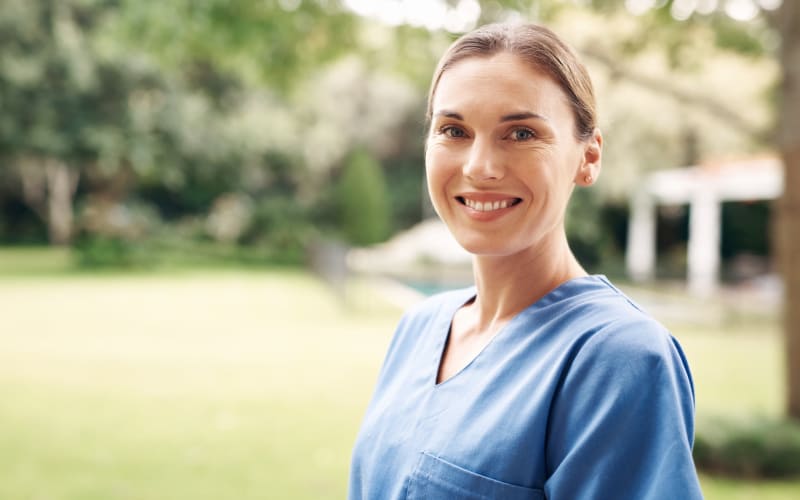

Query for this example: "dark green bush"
[336,149,390,246]
[694,416,800,478]
[72,200,162,268]
[241,195,314,265]
[566,187,611,271]
[73,234,155,268]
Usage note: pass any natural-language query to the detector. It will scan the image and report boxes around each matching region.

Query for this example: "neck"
[469,232,586,330]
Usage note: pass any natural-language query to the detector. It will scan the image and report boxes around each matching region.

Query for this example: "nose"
[462,136,503,181]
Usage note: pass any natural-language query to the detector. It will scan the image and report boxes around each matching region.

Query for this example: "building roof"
[644,156,782,203]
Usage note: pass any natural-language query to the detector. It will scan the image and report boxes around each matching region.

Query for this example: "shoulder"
[544,281,701,497]
[576,315,689,390]
[544,276,693,390]
[555,276,680,358]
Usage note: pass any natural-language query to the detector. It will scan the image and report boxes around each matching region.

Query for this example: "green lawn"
[0,261,797,498]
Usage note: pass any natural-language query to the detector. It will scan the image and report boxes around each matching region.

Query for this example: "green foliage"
[336,149,391,246]
[0,199,48,244]
[111,0,360,92]
[710,15,771,57]
[71,199,163,267]
[243,195,315,265]
[566,187,611,271]
[721,200,772,259]
[0,0,162,165]
[695,417,800,478]
[383,155,426,232]
[72,234,149,268]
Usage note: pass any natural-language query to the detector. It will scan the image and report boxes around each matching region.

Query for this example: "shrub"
[566,187,611,271]
[694,416,800,478]
[72,200,162,268]
[241,195,314,266]
[336,149,390,246]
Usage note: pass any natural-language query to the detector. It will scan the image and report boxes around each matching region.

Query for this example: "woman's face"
[425,52,601,258]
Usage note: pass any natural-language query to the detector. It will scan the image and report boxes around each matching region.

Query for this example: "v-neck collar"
[430,275,609,388]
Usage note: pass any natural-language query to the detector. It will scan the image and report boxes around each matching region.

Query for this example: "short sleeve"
[544,322,703,499]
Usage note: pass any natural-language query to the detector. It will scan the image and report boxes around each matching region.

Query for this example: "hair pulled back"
[426,23,597,142]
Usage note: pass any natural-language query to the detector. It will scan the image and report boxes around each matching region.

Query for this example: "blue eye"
[442,126,466,138]
[511,128,534,141]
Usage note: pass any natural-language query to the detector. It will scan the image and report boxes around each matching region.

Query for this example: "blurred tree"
[336,149,391,246]
[0,0,322,250]
[0,0,161,244]
[108,0,426,249]
[566,187,609,271]
[108,0,360,93]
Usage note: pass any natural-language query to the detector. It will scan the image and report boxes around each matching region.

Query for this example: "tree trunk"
[781,147,800,419]
[773,1,800,419]
[18,157,79,246]
[44,159,79,246]
[19,157,48,222]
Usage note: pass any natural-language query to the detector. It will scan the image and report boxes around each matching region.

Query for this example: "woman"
[349,22,702,500]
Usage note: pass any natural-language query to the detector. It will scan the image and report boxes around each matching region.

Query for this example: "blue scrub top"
[349,275,703,499]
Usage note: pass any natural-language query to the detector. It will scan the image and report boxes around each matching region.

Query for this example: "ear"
[574,128,602,187]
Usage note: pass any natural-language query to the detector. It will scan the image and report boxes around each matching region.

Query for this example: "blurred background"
[1,0,799,498]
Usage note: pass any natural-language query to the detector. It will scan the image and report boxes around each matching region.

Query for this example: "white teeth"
[463,198,515,212]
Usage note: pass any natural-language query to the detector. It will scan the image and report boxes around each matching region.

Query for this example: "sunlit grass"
[0,251,798,498]
[678,324,784,418]
[700,473,800,499]
[0,245,73,275]
[0,270,397,499]
[677,325,798,497]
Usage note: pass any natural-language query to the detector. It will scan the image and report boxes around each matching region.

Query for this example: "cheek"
[425,146,456,215]
[425,146,451,190]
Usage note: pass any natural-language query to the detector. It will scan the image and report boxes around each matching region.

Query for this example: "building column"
[687,187,721,297]
[626,189,656,282]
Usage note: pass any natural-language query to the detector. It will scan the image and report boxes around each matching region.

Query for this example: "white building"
[626,156,783,296]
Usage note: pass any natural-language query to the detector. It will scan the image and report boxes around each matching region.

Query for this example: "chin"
[454,236,517,257]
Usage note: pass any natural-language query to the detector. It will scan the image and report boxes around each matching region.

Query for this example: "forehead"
[432,52,571,120]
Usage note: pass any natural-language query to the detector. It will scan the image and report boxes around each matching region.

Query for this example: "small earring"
[584,174,593,184]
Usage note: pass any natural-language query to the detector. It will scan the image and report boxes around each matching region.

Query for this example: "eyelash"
[438,125,467,138]
[509,128,535,141]
[436,125,536,141]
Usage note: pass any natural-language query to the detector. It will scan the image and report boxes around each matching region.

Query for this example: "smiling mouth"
[456,196,522,212]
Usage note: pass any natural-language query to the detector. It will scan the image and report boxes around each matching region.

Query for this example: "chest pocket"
[405,452,545,500]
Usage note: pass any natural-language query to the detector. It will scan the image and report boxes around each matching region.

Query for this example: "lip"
[455,192,523,222]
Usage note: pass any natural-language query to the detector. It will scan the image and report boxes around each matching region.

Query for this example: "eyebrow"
[433,110,464,120]
[432,110,549,123]
[500,111,549,123]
